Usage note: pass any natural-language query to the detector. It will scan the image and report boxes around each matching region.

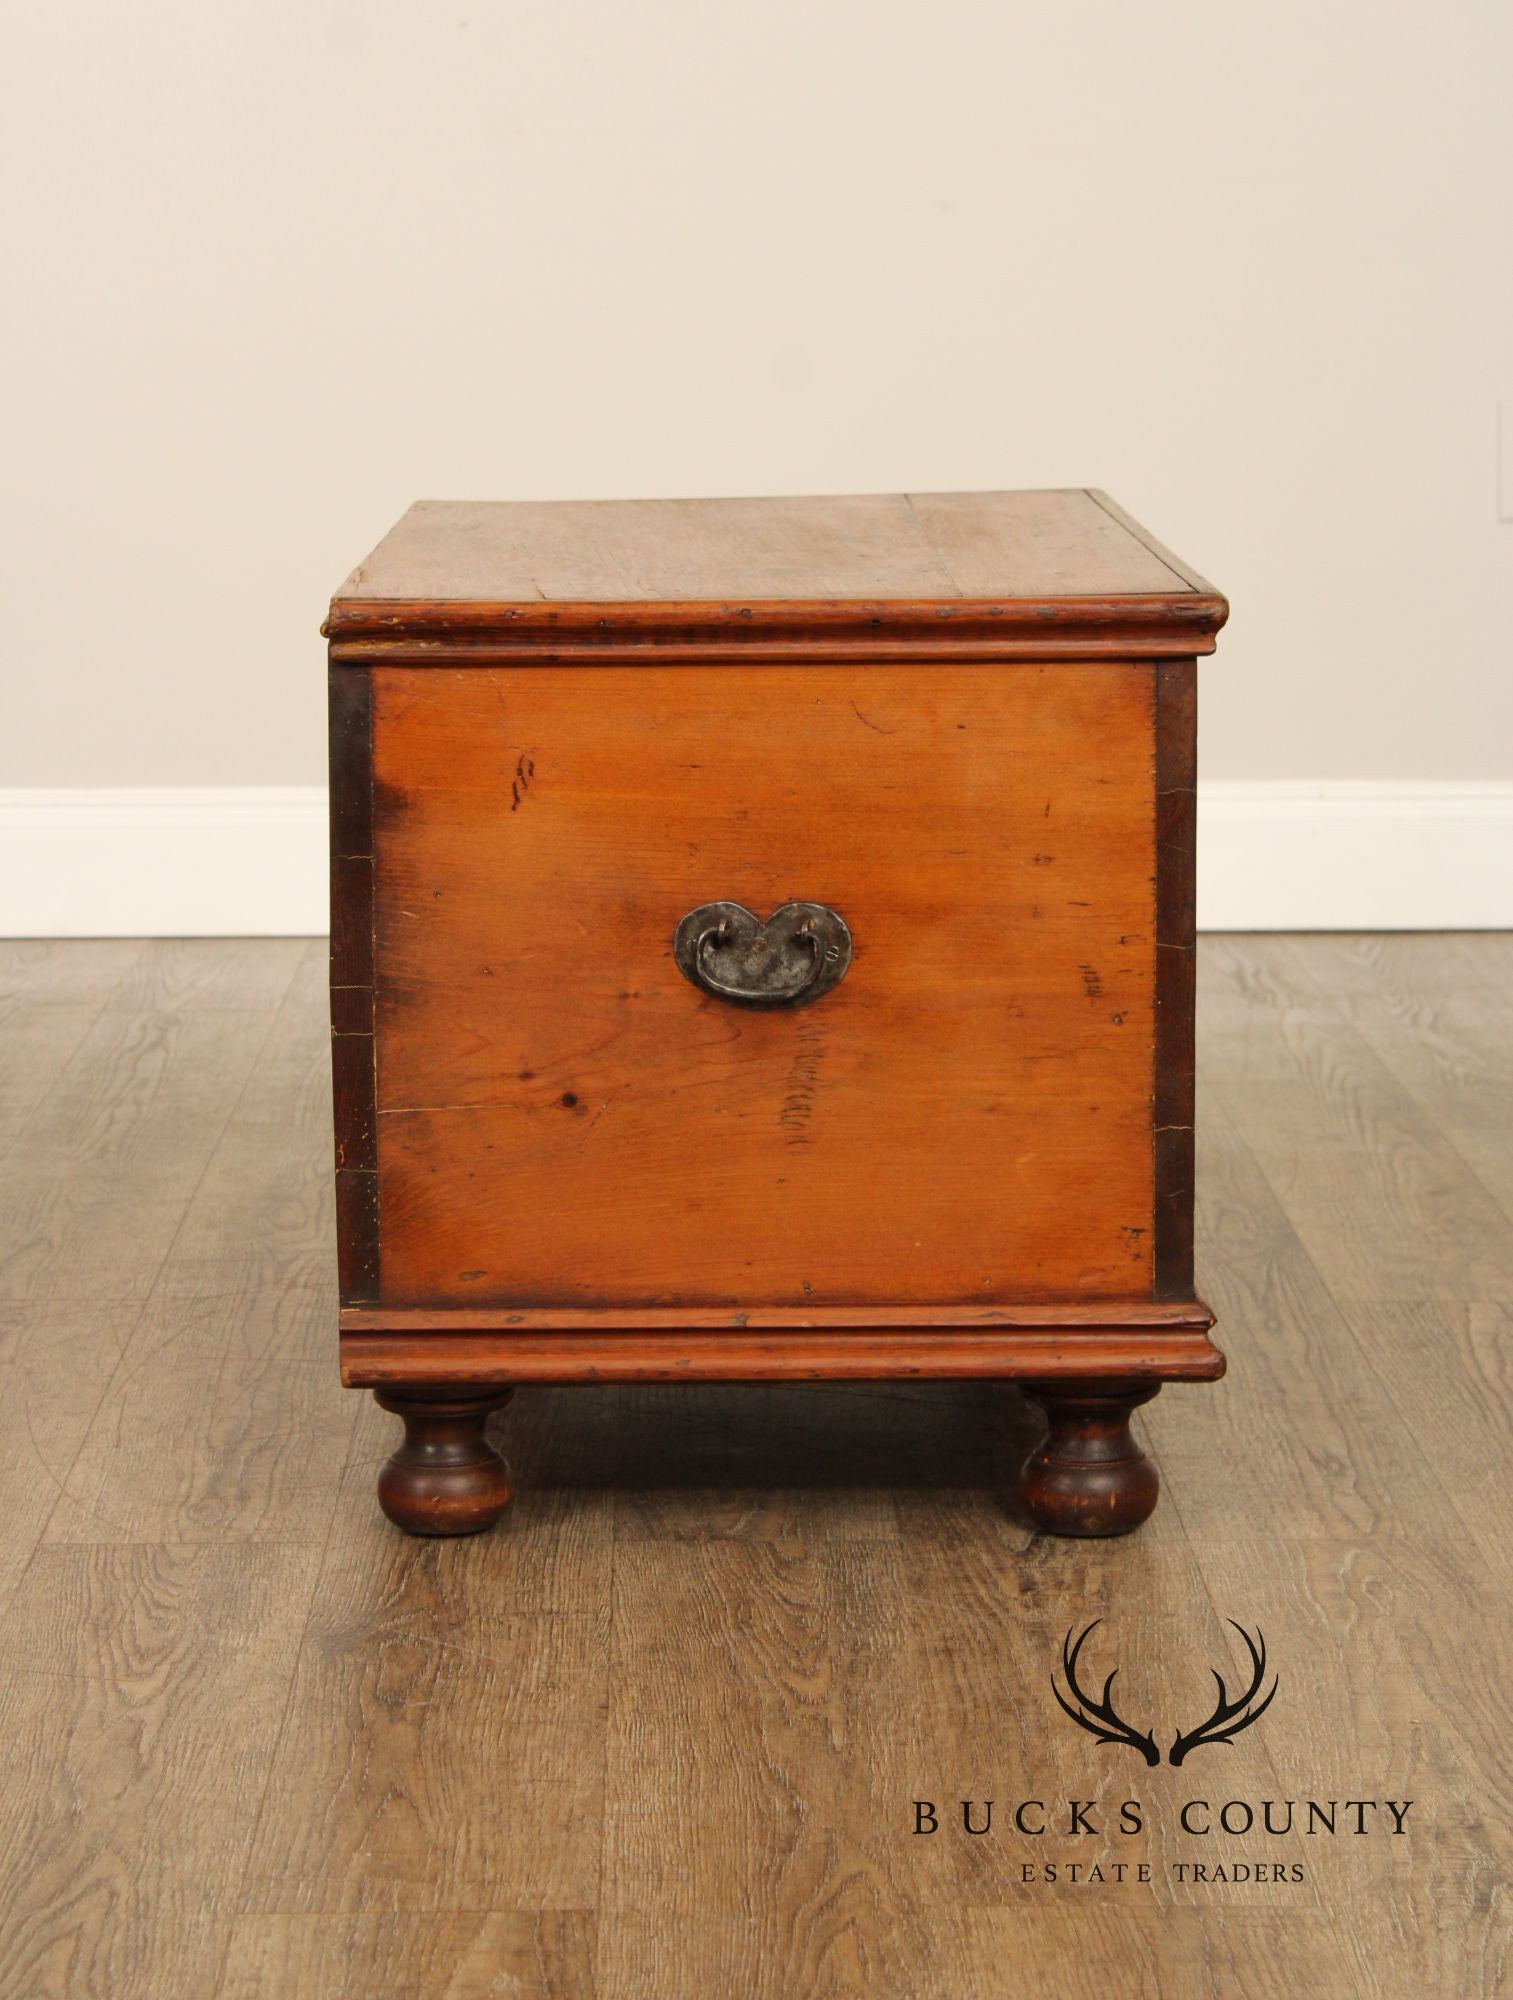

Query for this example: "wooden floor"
[0,936,1508,1999]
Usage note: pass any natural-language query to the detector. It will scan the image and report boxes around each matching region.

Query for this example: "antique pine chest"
[326,490,1228,1538]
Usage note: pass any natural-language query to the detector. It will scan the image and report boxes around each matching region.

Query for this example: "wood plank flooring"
[0,935,1507,1999]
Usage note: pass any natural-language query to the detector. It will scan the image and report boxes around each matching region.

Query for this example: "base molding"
[338,1300,1214,1334]
[339,1323,1226,1387]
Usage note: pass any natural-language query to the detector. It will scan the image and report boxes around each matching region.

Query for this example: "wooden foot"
[1018,1379,1160,1537]
[375,1386,515,1537]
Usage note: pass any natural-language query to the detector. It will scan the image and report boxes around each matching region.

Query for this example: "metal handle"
[673,900,852,1008]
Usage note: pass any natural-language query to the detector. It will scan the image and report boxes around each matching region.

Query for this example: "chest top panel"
[326,490,1227,659]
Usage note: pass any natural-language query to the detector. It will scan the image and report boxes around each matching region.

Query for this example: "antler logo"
[1051,1619,1278,1766]
[1168,1621,1278,1765]
[1051,1621,1160,1765]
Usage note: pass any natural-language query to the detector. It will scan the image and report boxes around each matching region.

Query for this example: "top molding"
[325,488,1228,663]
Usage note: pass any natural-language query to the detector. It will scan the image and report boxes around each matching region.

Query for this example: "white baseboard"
[0,788,329,939]
[0,783,1508,937]
[1196,781,1512,930]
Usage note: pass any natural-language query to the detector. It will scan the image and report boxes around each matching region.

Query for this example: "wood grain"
[0,936,1508,1998]
[0,948,165,1611]
[594,1499,1311,2000]
[0,1301,134,1611]
[0,941,305,1304]
[0,941,148,1167]
[912,1912,1379,1999]
[240,1533,609,1915]
[1199,935,1513,1304]
[1278,932,1513,1224]
[1166,1530,1511,1999]
[1195,932,1513,1568]
[1153,1082,1453,1542]
[339,1327,1224,1386]
[38,944,355,1547]
[370,660,1159,1310]
[332,490,1203,607]
[218,1913,597,2000]
[0,1544,321,2000]
[1083,491,1225,594]
[597,1534,931,1992]
[337,1300,1214,1334]
[325,492,1227,661]
[328,602,1225,666]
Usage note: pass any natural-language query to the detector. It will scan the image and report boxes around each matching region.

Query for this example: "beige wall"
[5,1,1511,788]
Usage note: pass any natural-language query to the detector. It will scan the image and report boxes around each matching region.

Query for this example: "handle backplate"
[673,900,852,1008]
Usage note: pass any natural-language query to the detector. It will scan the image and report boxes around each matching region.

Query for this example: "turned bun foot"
[375,1387,515,1537]
[1018,1380,1160,1537]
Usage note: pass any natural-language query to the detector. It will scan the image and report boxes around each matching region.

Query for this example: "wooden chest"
[326,490,1228,1537]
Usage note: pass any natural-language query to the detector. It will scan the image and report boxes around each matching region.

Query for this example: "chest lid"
[325,489,1226,661]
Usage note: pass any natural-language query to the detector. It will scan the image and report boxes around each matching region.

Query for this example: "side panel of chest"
[346,660,1165,1312]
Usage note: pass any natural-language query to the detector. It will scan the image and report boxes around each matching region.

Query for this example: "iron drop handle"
[673,900,852,1008]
